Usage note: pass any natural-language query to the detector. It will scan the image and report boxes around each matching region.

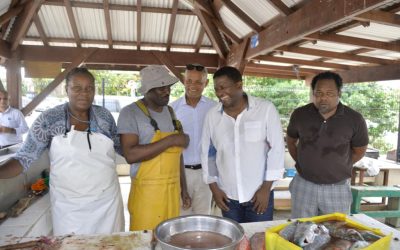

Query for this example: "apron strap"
[135,100,160,131]
[167,106,183,133]
[135,99,183,133]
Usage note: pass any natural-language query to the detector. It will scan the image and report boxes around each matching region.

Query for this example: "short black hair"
[65,67,95,87]
[311,71,343,91]
[213,66,242,83]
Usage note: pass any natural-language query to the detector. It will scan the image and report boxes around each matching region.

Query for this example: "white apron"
[49,127,124,235]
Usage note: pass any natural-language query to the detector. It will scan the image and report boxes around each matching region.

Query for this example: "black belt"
[184,164,202,170]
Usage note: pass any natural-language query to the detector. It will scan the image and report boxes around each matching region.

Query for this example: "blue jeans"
[221,191,274,223]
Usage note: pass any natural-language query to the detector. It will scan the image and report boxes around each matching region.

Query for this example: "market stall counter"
[1,214,400,249]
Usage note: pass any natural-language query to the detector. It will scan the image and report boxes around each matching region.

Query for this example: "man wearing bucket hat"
[118,65,191,231]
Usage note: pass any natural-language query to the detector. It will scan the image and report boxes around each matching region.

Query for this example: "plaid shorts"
[289,174,352,219]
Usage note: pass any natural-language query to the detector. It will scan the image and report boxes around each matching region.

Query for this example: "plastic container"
[265,213,392,250]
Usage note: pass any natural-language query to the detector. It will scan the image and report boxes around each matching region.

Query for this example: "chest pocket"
[244,121,263,142]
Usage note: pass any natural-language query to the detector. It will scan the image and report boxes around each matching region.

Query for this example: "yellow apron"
[129,100,183,231]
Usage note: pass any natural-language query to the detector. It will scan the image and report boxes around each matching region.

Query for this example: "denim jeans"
[221,190,274,223]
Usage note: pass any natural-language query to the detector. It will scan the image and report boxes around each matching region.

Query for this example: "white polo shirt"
[201,94,285,203]
[0,106,29,146]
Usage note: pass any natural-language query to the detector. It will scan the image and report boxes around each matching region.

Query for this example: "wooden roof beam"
[0,3,24,27]
[306,33,400,53]
[255,55,350,70]
[44,0,194,15]
[0,40,11,59]
[340,64,400,83]
[18,45,220,68]
[32,14,49,46]
[9,0,44,51]
[193,2,228,59]
[64,0,81,47]
[244,68,308,79]
[194,27,205,53]
[246,61,323,75]
[24,36,214,50]
[152,51,184,83]
[137,0,141,50]
[220,0,262,32]
[227,38,249,73]
[244,0,394,60]
[354,10,400,28]
[166,0,179,52]
[279,46,395,65]
[266,0,294,16]
[103,0,113,49]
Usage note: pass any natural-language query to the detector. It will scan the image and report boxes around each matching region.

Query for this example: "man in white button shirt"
[171,64,217,215]
[201,66,285,223]
[0,90,28,149]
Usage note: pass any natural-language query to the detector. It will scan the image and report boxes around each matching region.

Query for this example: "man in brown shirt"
[287,71,368,218]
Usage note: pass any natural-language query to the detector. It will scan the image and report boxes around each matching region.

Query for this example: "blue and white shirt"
[15,103,120,171]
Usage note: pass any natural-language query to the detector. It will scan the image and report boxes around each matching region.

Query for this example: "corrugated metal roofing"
[259,61,292,67]
[219,6,252,38]
[142,0,172,8]
[275,52,321,60]
[49,42,77,47]
[172,15,201,45]
[110,0,137,5]
[71,0,103,3]
[202,34,212,46]
[141,12,170,43]
[324,59,367,66]
[339,23,400,42]
[231,0,279,26]
[82,43,109,48]
[26,23,39,37]
[301,65,332,71]
[2,0,399,80]
[73,7,107,40]
[359,50,400,60]
[36,5,73,38]
[281,0,303,8]
[113,45,137,50]
[110,10,136,41]
[301,41,360,53]
[22,40,43,46]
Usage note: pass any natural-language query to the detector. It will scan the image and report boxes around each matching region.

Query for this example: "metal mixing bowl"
[154,215,245,250]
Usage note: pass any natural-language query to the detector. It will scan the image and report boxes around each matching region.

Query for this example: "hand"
[209,183,230,212]
[251,184,270,214]
[181,190,191,210]
[168,133,189,148]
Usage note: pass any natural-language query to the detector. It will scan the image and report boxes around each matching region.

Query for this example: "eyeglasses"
[186,64,205,71]
[69,86,95,94]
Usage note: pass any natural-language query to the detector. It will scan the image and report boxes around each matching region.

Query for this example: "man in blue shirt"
[171,64,217,215]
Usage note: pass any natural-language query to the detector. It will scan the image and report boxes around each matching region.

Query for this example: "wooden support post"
[5,53,22,109]
[227,38,249,75]
[21,48,98,115]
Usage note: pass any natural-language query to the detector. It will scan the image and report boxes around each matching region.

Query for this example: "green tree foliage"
[91,70,137,96]
[341,83,399,152]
